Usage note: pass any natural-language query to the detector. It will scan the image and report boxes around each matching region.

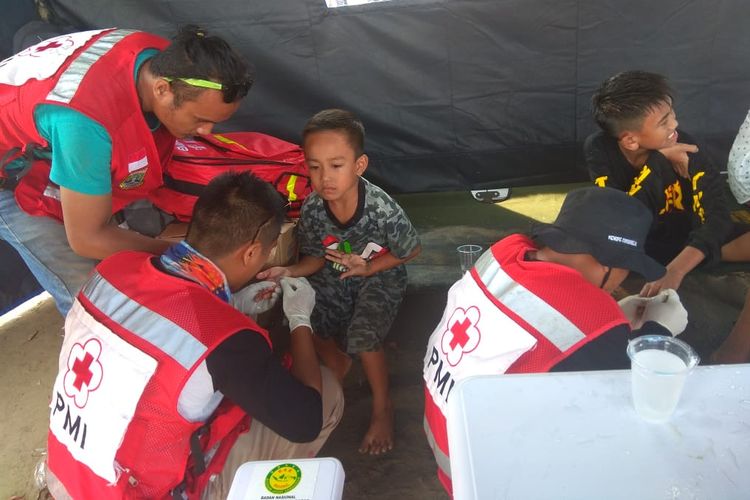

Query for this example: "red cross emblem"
[24,35,74,58]
[72,352,95,390]
[449,317,472,349]
[35,41,63,52]
[63,338,104,408]
[441,306,481,366]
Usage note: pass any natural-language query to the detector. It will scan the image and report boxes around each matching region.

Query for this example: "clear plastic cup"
[457,244,483,274]
[626,335,700,422]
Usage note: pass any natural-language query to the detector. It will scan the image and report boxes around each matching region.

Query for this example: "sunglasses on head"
[163,77,252,103]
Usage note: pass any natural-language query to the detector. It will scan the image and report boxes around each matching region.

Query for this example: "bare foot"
[358,402,394,455]
[710,341,750,365]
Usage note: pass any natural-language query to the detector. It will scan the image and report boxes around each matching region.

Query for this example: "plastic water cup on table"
[626,335,700,422]
[457,244,482,274]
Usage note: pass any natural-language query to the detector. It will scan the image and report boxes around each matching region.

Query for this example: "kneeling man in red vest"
[46,171,343,499]
[424,186,689,495]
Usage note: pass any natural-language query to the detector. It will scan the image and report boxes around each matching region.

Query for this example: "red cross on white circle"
[23,35,75,58]
[63,338,104,408]
[35,41,64,52]
[441,306,481,366]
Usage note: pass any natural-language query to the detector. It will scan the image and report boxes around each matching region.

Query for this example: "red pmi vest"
[423,234,628,495]
[47,251,270,499]
[0,29,172,222]
[150,131,311,221]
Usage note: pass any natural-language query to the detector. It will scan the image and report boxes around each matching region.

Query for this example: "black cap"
[531,186,665,281]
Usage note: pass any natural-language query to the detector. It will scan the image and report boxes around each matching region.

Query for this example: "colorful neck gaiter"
[160,241,231,303]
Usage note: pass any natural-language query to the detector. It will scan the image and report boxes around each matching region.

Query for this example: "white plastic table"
[447,365,750,500]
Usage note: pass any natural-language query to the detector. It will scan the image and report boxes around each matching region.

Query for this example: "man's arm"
[288,325,322,394]
[40,105,171,259]
[209,277,325,442]
[206,331,323,442]
[551,321,671,372]
[60,188,171,259]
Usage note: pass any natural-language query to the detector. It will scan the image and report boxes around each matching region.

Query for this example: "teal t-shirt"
[34,48,160,195]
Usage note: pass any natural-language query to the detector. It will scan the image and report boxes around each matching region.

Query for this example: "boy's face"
[620,99,679,152]
[304,130,368,203]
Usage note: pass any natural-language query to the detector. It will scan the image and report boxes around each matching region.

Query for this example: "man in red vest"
[0,25,252,315]
[423,186,690,495]
[46,171,343,499]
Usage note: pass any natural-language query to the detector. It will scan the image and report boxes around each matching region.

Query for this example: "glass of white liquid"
[626,335,700,422]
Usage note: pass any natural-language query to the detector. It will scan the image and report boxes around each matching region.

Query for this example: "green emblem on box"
[265,463,302,494]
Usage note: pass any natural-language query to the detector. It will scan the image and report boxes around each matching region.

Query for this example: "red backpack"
[150,132,311,221]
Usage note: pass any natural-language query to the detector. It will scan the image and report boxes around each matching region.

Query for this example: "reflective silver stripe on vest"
[47,29,138,103]
[45,467,73,500]
[424,417,452,477]
[474,250,586,352]
[82,272,207,370]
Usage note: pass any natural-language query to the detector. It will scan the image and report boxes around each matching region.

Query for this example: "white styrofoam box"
[227,457,344,500]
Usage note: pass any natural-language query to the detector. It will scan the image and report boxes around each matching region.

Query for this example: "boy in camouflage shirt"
[259,109,421,455]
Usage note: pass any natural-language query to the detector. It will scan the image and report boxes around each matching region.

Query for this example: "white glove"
[619,289,688,336]
[618,294,648,329]
[280,277,316,331]
[640,289,688,336]
[231,281,281,317]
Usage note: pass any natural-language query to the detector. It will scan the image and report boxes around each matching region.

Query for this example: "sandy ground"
[1,186,748,499]
[0,296,62,499]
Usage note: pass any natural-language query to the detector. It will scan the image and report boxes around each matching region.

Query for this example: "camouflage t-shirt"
[298,177,420,274]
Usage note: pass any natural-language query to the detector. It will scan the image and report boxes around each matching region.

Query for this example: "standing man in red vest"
[423,186,690,495]
[0,25,252,315]
[46,172,343,499]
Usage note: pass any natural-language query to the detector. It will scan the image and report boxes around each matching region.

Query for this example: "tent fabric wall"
[0,0,35,59]
[1,0,41,315]
[0,240,43,314]
[45,0,750,193]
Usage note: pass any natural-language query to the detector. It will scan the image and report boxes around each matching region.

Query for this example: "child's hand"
[640,267,685,298]
[256,266,291,282]
[326,249,369,279]
[659,143,698,179]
